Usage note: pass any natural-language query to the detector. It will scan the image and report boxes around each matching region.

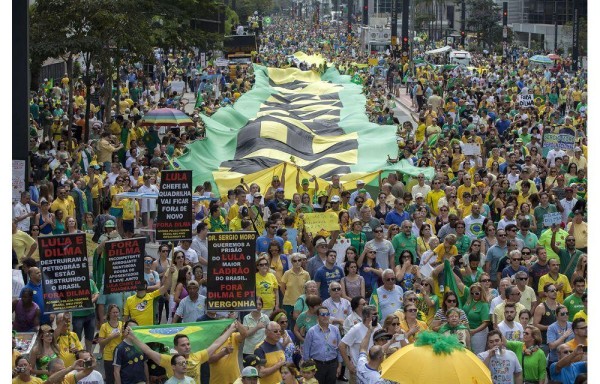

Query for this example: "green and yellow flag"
[369,283,383,320]
[177,59,435,196]
[132,319,233,353]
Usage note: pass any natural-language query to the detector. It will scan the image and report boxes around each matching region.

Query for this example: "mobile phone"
[371,316,378,327]
[582,346,587,353]
[83,359,93,368]
[395,334,405,342]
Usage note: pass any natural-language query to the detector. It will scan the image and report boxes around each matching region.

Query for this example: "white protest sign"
[518,94,534,108]
[543,212,562,227]
[462,143,481,156]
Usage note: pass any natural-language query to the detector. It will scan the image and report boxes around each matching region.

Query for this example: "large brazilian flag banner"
[132,319,233,353]
[177,63,434,197]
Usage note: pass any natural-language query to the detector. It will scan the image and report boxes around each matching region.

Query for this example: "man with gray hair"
[514,270,537,311]
[501,250,528,279]
[323,281,352,328]
[377,269,404,320]
[339,305,381,384]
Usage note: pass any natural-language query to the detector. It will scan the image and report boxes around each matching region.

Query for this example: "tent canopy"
[425,45,452,55]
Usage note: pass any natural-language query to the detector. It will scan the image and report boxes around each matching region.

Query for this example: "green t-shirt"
[462,300,490,329]
[345,231,367,254]
[295,311,318,339]
[506,341,547,382]
[456,235,471,256]
[563,294,584,322]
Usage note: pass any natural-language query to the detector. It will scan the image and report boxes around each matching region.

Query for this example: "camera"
[83,359,93,368]
[16,367,25,373]
[371,316,378,327]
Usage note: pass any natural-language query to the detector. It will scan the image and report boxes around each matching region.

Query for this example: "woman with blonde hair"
[462,283,490,354]
[506,325,547,384]
[97,304,123,384]
[28,325,59,380]
[256,254,279,315]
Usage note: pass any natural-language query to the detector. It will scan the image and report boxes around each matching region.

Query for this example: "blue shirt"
[550,361,586,383]
[485,244,508,282]
[547,321,574,363]
[256,235,283,254]
[303,323,342,363]
[314,265,344,300]
[113,341,147,383]
[384,209,410,226]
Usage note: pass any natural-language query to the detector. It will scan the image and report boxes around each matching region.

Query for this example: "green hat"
[105,220,116,228]
[301,178,310,185]
[358,188,367,194]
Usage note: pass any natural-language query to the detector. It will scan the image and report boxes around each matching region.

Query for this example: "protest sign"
[13,269,24,299]
[251,211,265,235]
[462,143,481,156]
[206,231,256,311]
[38,234,92,313]
[518,94,533,108]
[12,160,26,204]
[103,238,145,294]
[303,212,339,234]
[156,170,193,241]
[542,132,576,151]
[543,212,563,227]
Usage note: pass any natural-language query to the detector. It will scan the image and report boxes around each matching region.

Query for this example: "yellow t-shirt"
[296,187,315,204]
[99,321,123,361]
[433,244,458,264]
[256,272,278,310]
[426,190,446,216]
[110,185,124,208]
[281,269,310,306]
[415,123,426,142]
[57,332,83,367]
[118,198,139,221]
[50,197,75,218]
[209,333,242,384]
[227,203,244,222]
[124,290,162,325]
[83,175,104,199]
[283,240,293,255]
[12,230,37,261]
[537,274,572,303]
[456,184,475,204]
[159,349,208,384]
[12,377,43,384]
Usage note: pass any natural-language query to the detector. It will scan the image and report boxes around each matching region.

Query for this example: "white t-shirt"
[477,349,522,384]
[191,236,208,265]
[356,352,386,384]
[340,323,379,366]
[366,239,395,270]
[497,321,524,341]
[489,296,504,315]
[174,246,199,265]
[77,370,105,384]
[13,202,31,232]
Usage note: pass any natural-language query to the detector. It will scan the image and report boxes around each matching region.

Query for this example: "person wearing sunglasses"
[533,283,559,354]
[514,271,537,312]
[546,305,575,371]
[302,306,343,383]
[399,303,428,344]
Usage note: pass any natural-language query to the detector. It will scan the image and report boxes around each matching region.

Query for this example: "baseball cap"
[373,330,393,342]
[242,354,266,367]
[241,366,260,378]
[276,187,284,193]
[415,193,423,199]
[253,192,263,198]
[330,195,340,202]
[301,178,310,185]
[356,180,365,185]
[105,220,116,228]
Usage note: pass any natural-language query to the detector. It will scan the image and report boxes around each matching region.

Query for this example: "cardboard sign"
[462,143,481,156]
[206,232,257,311]
[518,94,534,108]
[38,234,93,313]
[104,238,145,294]
[543,212,563,227]
[156,170,193,241]
[303,212,340,234]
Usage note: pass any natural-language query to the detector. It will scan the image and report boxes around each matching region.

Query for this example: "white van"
[449,50,472,66]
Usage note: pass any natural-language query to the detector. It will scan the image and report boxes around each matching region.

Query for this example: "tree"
[465,0,502,49]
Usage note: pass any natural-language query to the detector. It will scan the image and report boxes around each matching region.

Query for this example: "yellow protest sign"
[302,212,339,234]
[252,211,266,236]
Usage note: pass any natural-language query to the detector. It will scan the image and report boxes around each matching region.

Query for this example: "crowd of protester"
[13,12,587,384]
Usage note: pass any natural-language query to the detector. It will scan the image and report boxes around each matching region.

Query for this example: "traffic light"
[502,2,508,26]
[362,0,368,25]
[461,31,465,38]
